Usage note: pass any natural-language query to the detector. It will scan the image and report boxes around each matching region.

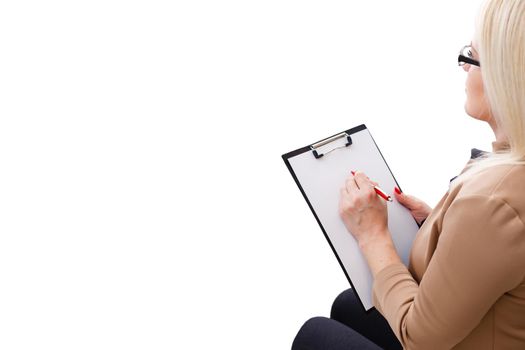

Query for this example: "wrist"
[357,229,402,277]
[357,228,392,250]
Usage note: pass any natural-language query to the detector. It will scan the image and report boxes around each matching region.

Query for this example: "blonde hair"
[451,0,525,190]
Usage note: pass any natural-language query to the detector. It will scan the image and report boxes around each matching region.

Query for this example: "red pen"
[351,171,393,202]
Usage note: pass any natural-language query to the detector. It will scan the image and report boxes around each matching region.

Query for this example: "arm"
[373,195,525,349]
[358,229,403,278]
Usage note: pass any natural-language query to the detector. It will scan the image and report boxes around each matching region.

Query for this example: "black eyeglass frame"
[458,45,480,67]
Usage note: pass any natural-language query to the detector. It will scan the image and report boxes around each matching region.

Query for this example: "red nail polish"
[394,186,402,194]
[351,171,356,175]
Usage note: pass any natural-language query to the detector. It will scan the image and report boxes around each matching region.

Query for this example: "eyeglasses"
[458,45,480,67]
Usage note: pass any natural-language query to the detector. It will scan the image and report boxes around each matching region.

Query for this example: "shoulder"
[441,168,525,260]
[458,164,524,195]
[452,164,525,226]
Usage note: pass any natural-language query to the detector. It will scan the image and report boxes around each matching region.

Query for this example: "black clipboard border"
[281,124,405,314]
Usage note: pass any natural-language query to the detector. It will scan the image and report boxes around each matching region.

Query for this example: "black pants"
[292,289,403,350]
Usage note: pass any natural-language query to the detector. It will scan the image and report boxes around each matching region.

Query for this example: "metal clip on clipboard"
[310,132,353,159]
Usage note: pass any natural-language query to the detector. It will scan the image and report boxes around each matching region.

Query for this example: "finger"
[345,173,359,193]
[340,186,351,200]
[353,171,374,191]
[397,193,415,209]
[394,190,404,199]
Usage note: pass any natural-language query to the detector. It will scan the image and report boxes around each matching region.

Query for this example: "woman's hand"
[393,189,432,225]
[338,171,389,247]
[339,171,403,276]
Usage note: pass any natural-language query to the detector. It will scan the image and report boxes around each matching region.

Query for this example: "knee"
[292,317,328,350]
[330,288,358,319]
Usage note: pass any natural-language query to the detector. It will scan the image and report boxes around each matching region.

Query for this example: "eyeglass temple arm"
[458,55,479,66]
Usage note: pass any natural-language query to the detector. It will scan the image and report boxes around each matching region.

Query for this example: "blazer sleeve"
[372,195,525,350]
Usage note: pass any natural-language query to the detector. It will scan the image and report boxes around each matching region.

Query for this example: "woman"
[292,0,525,349]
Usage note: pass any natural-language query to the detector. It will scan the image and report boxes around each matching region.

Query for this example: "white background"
[1,0,490,349]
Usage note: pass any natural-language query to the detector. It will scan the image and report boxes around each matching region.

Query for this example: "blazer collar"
[471,141,510,160]
[492,141,510,152]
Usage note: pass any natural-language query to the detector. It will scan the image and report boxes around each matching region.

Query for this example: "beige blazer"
[373,141,525,349]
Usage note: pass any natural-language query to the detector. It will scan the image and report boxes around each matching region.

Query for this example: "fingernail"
[351,171,356,176]
[394,186,402,194]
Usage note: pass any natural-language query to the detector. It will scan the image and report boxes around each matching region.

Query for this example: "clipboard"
[282,124,419,311]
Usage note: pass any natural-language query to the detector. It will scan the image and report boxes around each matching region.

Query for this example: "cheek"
[465,70,489,118]
[466,70,484,98]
